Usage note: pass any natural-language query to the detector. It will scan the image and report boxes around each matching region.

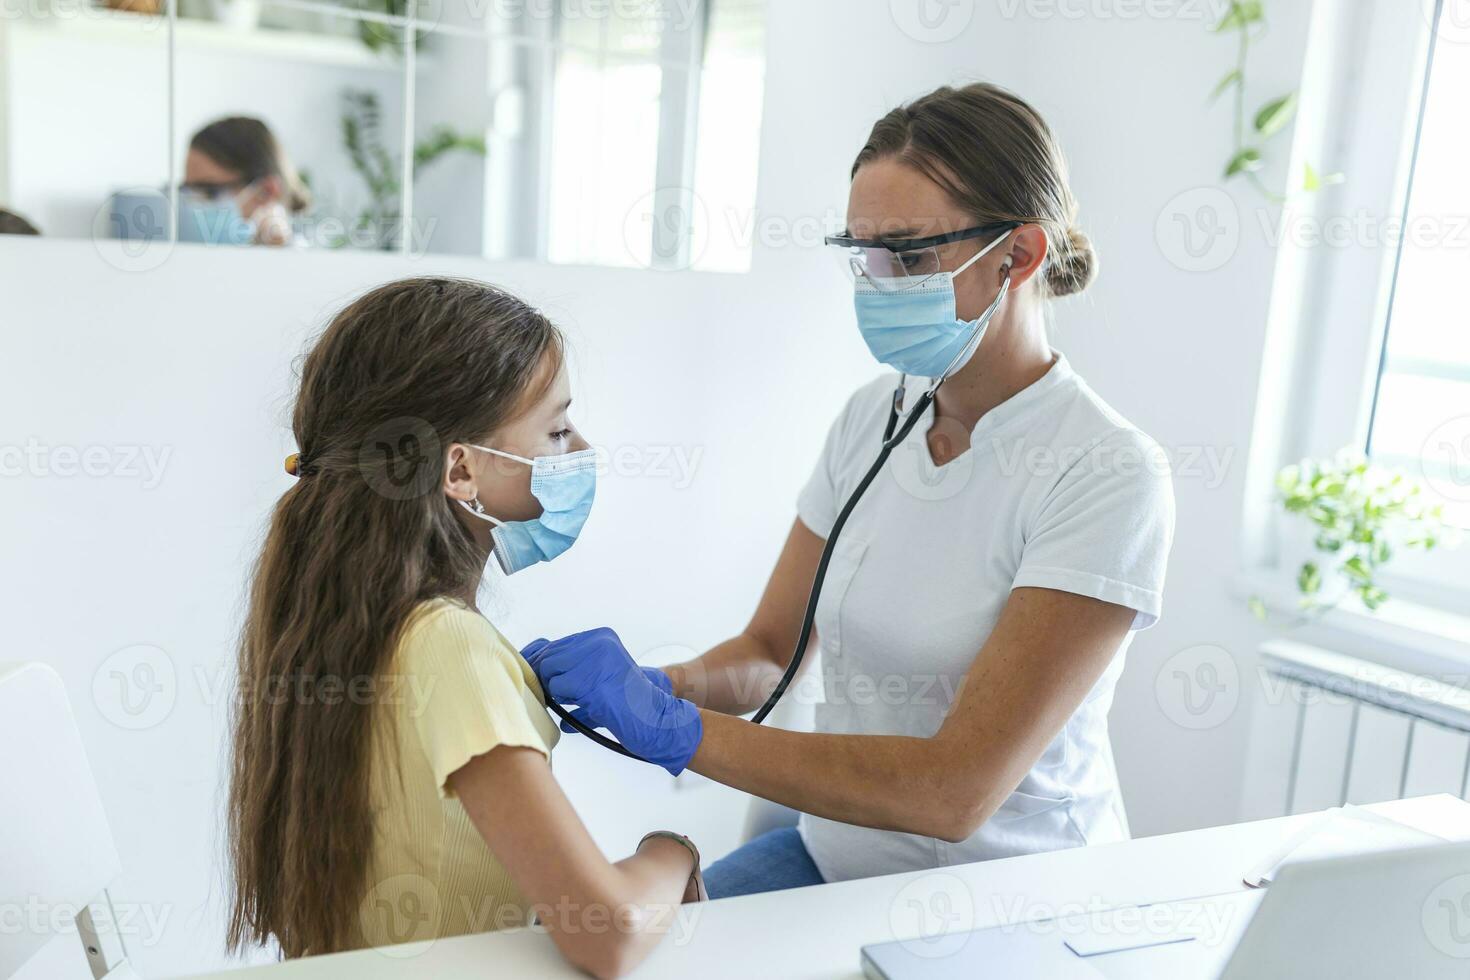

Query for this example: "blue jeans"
[703,827,825,899]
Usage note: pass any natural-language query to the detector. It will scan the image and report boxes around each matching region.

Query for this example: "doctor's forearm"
[688,711,1001,843]
[664,632,786,715]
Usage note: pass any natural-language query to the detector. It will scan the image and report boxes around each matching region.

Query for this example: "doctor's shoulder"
[1047,391,1177,527]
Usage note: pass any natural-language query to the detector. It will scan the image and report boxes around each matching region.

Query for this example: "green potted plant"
[1253,452,1457,621]
[333,88,486,252]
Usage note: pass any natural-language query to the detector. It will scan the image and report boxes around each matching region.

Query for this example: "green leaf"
[1311,508,1340,529]
[1248,596,1268,622]
[1359,585,1389,610]
[1254,94,1298,138]
[1298,561,1323,595]
[1211,69,1243,101]
[1214,0,1264,31]
[1343,555,1372,584]
[1226,148,1263,177]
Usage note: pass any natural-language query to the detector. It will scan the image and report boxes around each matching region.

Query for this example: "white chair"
[1,662,133,980]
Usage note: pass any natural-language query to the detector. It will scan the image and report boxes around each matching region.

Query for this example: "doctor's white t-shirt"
[794,353,1175,883]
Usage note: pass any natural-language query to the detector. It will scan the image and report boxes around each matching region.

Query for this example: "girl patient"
[226,277,702,978]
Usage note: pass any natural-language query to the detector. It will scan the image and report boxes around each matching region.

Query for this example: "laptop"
[862,841,1470,979]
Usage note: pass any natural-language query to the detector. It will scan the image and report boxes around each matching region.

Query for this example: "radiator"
[1257,640,1470,815]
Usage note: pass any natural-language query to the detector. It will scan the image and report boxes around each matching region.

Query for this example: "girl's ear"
[1001,223,1050,288]
[443,444,478,503]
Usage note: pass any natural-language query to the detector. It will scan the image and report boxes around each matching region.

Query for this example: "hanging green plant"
[1211,1,1341,199]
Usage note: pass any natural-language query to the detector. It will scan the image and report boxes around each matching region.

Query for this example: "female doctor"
[526,82,1176,898]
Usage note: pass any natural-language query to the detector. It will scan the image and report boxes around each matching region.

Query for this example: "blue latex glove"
[522,628,701,776]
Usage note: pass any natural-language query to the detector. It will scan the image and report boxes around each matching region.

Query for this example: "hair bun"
[1047,226,1098,297]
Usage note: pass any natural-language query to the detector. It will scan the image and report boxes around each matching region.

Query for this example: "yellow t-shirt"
[350,597,561,951]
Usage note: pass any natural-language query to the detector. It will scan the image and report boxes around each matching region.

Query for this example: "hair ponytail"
[1046,226,1098,297]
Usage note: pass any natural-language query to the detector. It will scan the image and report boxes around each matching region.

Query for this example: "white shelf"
[12,7,406,71]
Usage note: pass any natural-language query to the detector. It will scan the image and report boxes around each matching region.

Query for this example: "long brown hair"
[854,82,1097,297]
[226,277,562,957]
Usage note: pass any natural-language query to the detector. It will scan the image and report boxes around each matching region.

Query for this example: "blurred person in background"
[182,116,309,247]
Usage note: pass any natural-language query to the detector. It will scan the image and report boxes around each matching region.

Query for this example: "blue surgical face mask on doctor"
[457,444,598,576]
[177,186,257,246]
[853,228,1013,380]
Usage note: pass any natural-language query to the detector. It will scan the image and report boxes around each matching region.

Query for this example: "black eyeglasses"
[825,221,1022,292]
[179,179,253,202]
[823,221,1021,253]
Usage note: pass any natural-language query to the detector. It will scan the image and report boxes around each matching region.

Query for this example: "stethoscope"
[547,271,1014,758]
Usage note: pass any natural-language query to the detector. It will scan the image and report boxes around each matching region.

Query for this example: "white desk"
[177,795,1470,979]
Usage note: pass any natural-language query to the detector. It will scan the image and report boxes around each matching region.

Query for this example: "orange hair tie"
[285,453,303,477]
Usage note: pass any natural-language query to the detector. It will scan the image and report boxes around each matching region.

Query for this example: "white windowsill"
[1232,568,1470,681]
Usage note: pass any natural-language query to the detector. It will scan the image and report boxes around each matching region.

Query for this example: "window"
[1252,0,1470,619]
[539,0,766,271]
[1363,6,1470,530]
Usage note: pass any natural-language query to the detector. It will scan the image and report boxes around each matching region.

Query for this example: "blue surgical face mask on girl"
[853,229,1013,380]
[457,444,598,576]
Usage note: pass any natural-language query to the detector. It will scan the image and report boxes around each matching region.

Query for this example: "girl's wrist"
[638,830,700,874]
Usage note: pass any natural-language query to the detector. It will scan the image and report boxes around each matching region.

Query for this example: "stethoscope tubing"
[547,383,938,757]
[549,272,1010,758]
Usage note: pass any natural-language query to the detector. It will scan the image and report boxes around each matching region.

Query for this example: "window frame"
[534,0,754,270]
[1244,0,1470,640]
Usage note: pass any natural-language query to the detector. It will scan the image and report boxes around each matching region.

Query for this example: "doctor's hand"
[522,629,703,776]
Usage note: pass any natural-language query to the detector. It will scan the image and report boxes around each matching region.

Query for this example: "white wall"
[2,1,1325,976]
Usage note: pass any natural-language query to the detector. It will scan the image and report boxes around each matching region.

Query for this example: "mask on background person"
[177,185,257,246]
